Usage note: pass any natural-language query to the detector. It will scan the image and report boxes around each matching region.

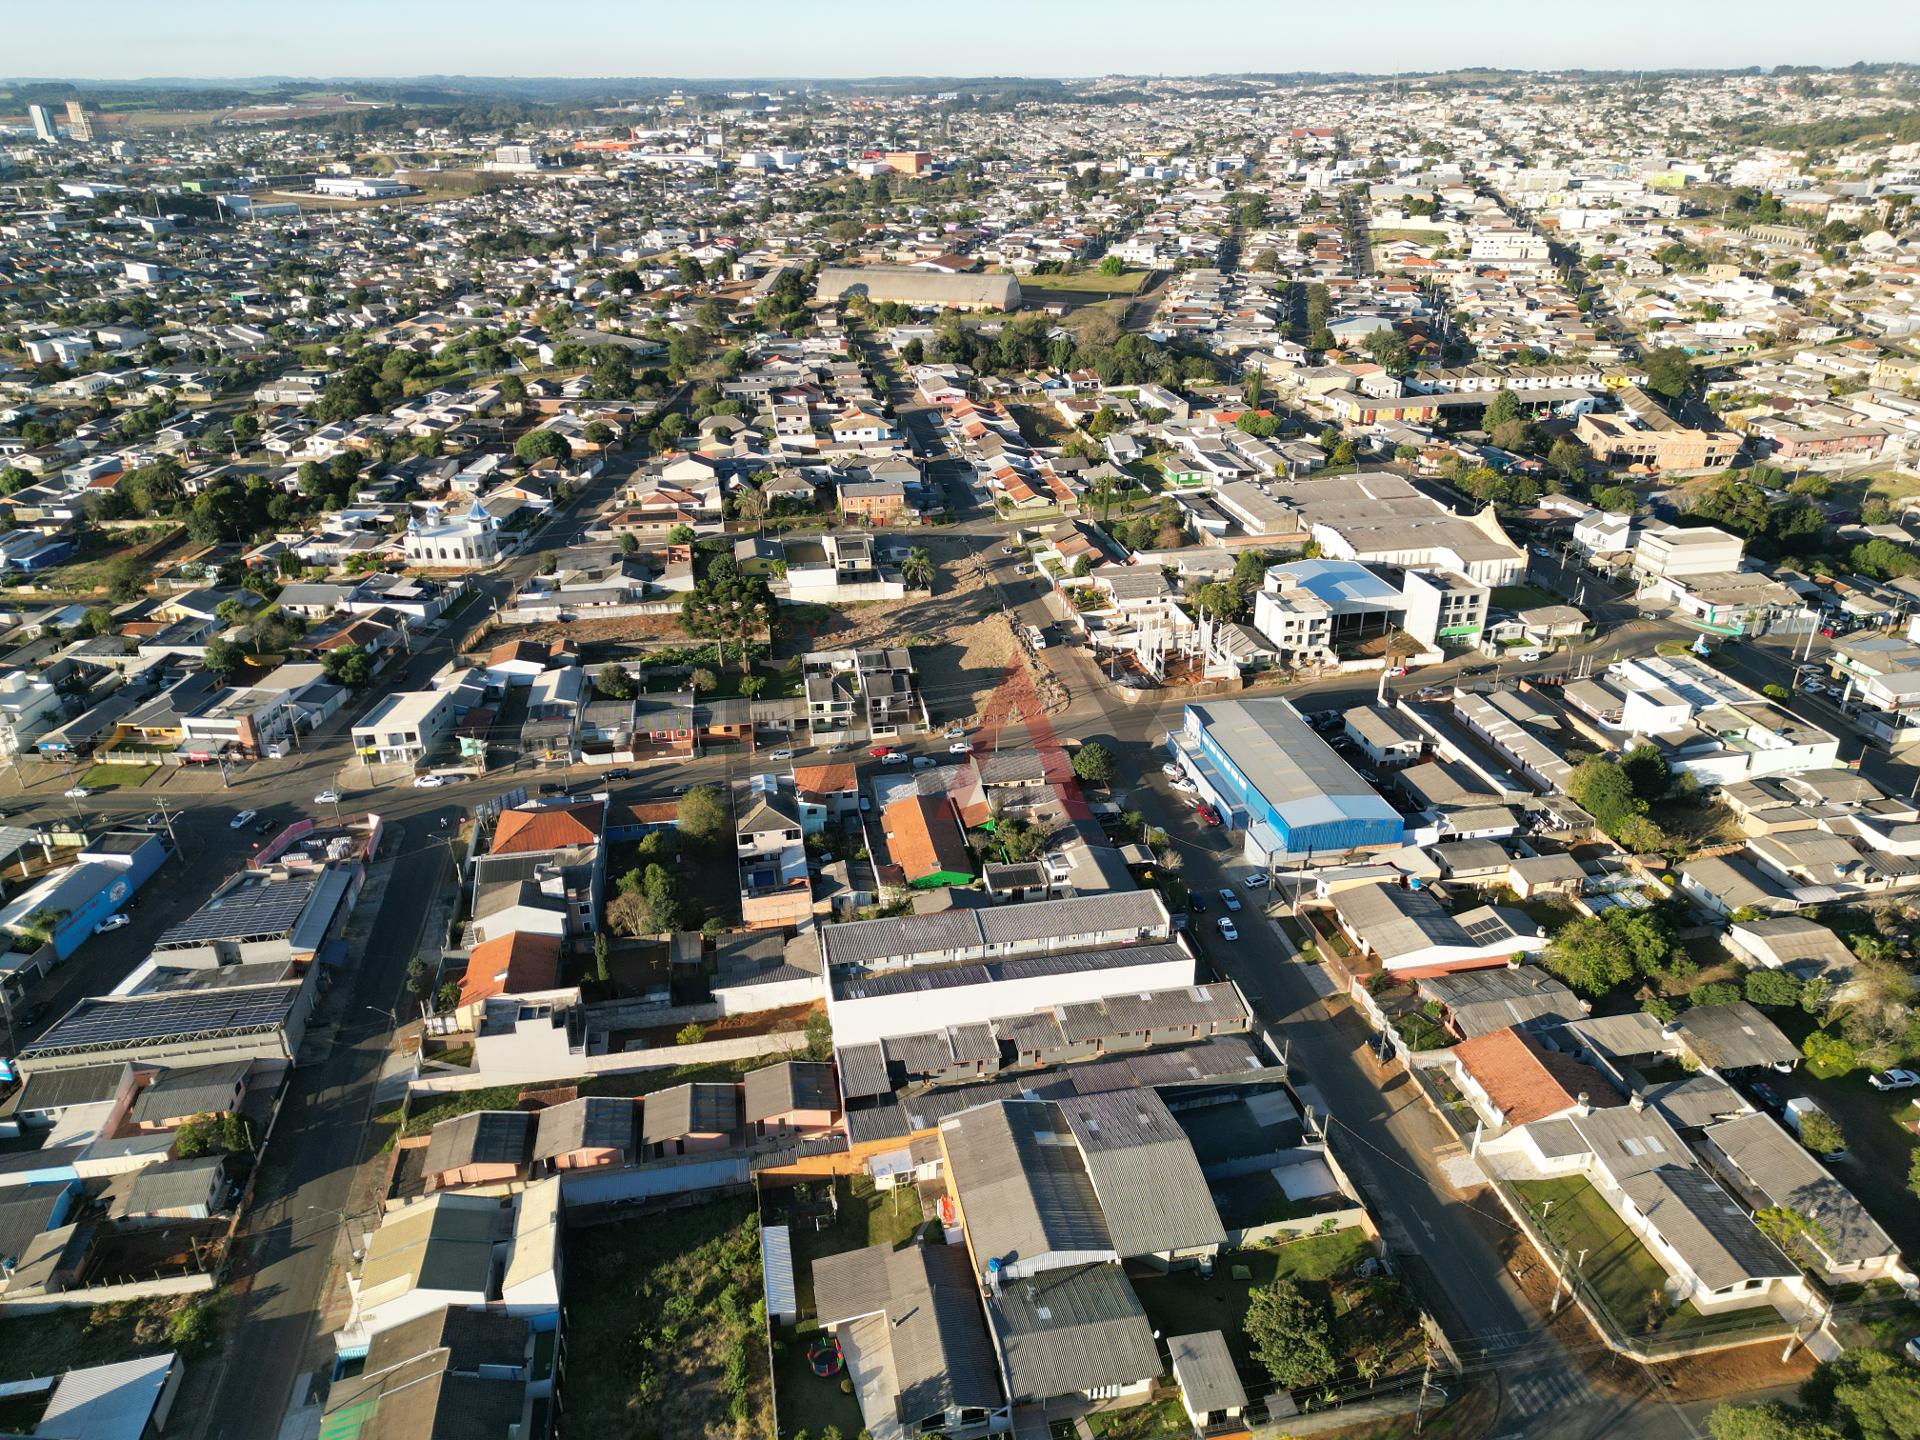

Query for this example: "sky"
[8,0,1919,80]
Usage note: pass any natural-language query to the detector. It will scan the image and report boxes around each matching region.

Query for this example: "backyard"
[765,1174,936,1439]
[1509,1176,1724,1339]
[0,1297,198,1383]
[560,1195,772,1440]
[1130,1227,1422,1396]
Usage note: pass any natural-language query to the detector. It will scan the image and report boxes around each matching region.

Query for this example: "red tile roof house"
[1446,1026,1624,1129]
[456,931,566,1026]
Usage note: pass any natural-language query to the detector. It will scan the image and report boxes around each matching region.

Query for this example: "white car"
[1161,763,1185,780]
[63,785,91,799]
[314,790,341,805]
[879,753,908,766]
[412,775,447,788]
[912,756,937,770]
[1868,1068,1920,1092]
[1243,874,1270,889]
[1215,916,1239,941]
[1218,888,1242,912]
[230,809,257,829]
[95,913,132,934]
[768,749,794,761]
[949,741,973,755]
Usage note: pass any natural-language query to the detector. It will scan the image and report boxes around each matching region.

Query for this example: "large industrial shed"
[1173,699,1403,865]
[813,265,1021,312]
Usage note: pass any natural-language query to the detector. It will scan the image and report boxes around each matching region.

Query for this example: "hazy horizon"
[9,0,1919,83]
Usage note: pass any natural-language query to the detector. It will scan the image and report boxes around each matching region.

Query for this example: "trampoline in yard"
[807,1336,844,1377]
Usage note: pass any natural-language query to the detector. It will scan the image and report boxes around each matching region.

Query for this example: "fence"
[1484,1165,1797,1361]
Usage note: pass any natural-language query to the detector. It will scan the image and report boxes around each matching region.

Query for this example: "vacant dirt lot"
[773,532,1025,726]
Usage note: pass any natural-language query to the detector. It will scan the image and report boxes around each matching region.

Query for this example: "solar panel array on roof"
[22,984,298,1058]
[156,874,319,947]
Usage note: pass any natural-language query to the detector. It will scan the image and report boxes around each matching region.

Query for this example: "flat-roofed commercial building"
[1173,698,1403,864]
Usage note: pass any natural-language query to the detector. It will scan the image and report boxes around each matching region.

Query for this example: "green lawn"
[1016,268,1149,296]
[562,1196,771,1440]
[1489,585,1561,613]
[1510,1176,1719,1337]
[1131,1228,1377,1373]
[1086,1396,1193,1440]
[79,762,159,790]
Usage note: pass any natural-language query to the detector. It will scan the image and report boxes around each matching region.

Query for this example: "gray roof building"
[988,1263,1161,1405]
[423,1110,535,1179]
[813,1241,1002,1428]
[1418,968,1584,1040]
[743,1060,841,1124]
[641,1082,739,1146]
[1168,1331,1247,1417]
[1055,1089,1224,1258]
[532,1097,635,1163]
[1674,1003,1799,1072]
[1701,1112,1898,1275]
[940,1100,1113,1276]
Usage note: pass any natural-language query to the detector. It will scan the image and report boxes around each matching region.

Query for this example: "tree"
[618,533,639,554]
[1098,255,1126,276]
[596,662,635,699]
[1796,1108,1847,1157]
[1362,327,1410,373]
[680,557,774,672]
[1548,438,1590,481]
[499,374,527,404]
[689,667,718,693]
[592,931,611,984]
[1643,346,1694,400]
[322,647,373,690]
[1800,1030,1857,1079]
[677,785,729,849]
[103,555,151,603]
[80,607,114,637]
[1707,1403,1842,1440]
[515,428,570,465]
[203,638,247,682]
[1070,742,1116,786]
[1593,484,1637,515]
[900,546,935,590]
[1244,1277,1338,1390]
[805,1009,834,1062]
[1483,388,1523,431]
[174,1111,251,1159]
[1743,969,1805,1009]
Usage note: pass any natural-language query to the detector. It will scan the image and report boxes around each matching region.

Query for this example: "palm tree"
[901,546,935,591]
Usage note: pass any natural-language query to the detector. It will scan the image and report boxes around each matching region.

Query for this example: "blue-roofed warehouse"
[1173,699,1404,864]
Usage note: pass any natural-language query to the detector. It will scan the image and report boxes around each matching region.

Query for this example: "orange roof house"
[880,794,975,888]
[1451,1027,1623,1127]
[458,931,564,1010]
[491,800,605,855]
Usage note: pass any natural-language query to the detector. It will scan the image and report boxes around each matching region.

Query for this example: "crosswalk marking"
[1506,1367,1591,1419]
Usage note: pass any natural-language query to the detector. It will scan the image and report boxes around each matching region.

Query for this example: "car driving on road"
[1215,916,1239,941]
[1218,888,1241,912]
[230,809,257,829]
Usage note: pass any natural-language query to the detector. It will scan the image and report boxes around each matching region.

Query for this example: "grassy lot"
[79,762,160,791]
[1132,1228,1378,1374]
[1489,584,1562,612]
[562,1195,771,1440]
[1008,402,1076,448]
[1510,1176,1719,1337]
[0,1297,193,1381]
[1367,228,1448,246]
[1015,268,1150,296]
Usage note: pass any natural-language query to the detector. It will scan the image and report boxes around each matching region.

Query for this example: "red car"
[1196,804,1223,828]
[868,747,896,759]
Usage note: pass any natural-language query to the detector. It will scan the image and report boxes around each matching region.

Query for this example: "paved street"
[6,424,1906,1440]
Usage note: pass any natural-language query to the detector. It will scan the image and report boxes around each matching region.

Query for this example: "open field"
[1013,268,1150,296]
[561,1196,772,1440]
